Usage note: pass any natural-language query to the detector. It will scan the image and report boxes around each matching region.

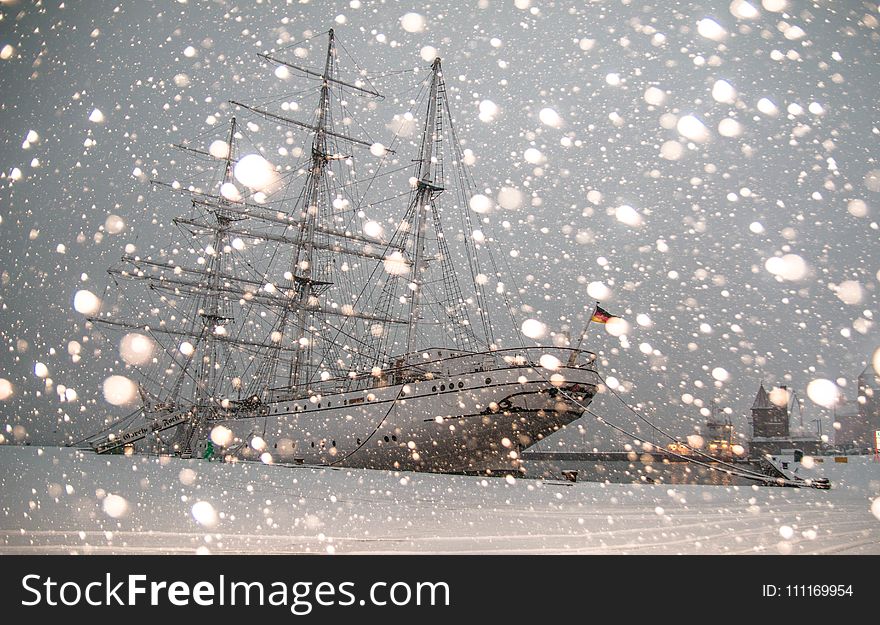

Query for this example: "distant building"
[833,397,863,449]
[702,410,741,458]
[837,365,880,450]
[748,383,822,457]
[750,384,789,439]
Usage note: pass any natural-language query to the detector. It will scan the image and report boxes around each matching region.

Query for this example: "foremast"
[405,58,443,354]
[372,56,489,362]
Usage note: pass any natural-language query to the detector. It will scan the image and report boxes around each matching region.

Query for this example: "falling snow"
[0,0,878,555]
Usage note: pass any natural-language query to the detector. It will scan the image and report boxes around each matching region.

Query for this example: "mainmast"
[405,58,444,355]
[87,29,396,455]
[287,29,336,390]
[224,28,395,398]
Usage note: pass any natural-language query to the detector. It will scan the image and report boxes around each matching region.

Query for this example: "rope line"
[523,362,806,487]
[328,385,406,466]
[595,370,795,483]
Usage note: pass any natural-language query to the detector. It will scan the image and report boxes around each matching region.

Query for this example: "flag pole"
[568,302,598,365]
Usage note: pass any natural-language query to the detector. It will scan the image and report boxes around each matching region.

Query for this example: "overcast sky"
[1,0,878,449]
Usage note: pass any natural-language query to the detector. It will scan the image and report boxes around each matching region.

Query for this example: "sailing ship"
[85,30,600,473]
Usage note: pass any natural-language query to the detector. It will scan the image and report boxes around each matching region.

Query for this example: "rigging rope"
[521,361,806,487]
[68,407,144,447]
[328,385,406,467]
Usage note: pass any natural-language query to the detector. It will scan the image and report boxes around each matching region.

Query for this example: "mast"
[405,57,443,355]
[286,29,336,391]
[220,28,389,399]
[178,116,238,457]
[89,29,394,456]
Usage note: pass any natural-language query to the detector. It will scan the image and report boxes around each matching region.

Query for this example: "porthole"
[383,436,390,443]
[432,386,437,392]
[391,435,397,442]
[485,378,491,384]
[311,441,315,448]
[458,381,464,388]
[332,440,336,447]
[440,384,446,391]
[357,438,361,445]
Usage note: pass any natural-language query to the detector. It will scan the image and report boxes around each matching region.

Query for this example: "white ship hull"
[219,348,599,473]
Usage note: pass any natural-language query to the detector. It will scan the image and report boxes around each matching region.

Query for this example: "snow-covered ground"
[1,445,878,555]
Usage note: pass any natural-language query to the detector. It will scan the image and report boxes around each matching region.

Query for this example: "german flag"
[590,305,613,324]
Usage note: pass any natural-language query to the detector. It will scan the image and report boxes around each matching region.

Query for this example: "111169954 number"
[763,585,853,597]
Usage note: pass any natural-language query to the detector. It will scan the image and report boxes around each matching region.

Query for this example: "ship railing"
[488,346,598,370]
[391,346,597,371]
[268,346,598,399]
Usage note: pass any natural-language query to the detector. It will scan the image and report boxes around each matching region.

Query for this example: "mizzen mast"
[176,116,238,457]
[86,28,396,456]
